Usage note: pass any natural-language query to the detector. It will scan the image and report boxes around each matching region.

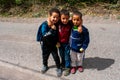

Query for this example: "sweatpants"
[70,50,85,67]
[41,43,61,69]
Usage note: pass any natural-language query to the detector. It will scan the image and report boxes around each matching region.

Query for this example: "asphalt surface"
[0,17,120,80]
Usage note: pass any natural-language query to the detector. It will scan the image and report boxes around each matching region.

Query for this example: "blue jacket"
[70,25,90,52]
[37,21,58,47]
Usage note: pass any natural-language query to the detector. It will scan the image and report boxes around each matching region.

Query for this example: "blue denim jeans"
[59,43,71,68]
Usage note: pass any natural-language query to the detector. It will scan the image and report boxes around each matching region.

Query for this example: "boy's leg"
[77,52,85,72]
[70,50,77,74]
[41,45,50,73]
[64,44,71,76]
[64,44,71,68]
[59,44,65,68]
[51,47,61,68]
[70,50,77,67]
[42,46,50,67]
[51,47,62,77]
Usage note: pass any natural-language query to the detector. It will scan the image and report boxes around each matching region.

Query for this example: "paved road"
[0,18,120,80]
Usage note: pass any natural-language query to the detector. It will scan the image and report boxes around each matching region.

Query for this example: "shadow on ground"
[0,57,114,79]
[84,57,115,70]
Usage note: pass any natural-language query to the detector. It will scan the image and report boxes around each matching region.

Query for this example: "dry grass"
[0,3,120,19]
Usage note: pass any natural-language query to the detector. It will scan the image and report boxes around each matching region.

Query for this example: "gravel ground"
[0,17,120,80]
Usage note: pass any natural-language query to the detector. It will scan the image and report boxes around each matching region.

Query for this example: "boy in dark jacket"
[36,8,62,77]
[70,11,90,74]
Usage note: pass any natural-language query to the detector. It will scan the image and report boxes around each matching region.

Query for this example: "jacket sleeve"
[43,29,56,37]
[82,28,90,50]
[41,24,49,36]
[36,22,48,42]
[42,27,58,46]
[36,25,41,42]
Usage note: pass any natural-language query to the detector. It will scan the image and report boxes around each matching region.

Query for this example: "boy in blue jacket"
[70,11,90,74]
[36,8,62,77]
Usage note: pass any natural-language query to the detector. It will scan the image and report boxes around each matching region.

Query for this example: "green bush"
[0,0,119,7]
[15,0,22,5]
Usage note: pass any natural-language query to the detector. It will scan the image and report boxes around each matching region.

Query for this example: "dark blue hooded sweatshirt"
[70,25,90,52]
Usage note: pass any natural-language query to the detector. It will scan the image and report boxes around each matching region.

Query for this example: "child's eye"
[73,19,76,21]
[62,18,65,20]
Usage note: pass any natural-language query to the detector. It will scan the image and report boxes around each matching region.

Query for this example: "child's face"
[49,12,59,24]
[61,14,69,25]
[72,14,82,26]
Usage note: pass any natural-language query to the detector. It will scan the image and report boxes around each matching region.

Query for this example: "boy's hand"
[47,18,56,30]
[47,18,53,27]
[56,42,61,48]
[51,25,56,30]
[79,48,84,53]
[78,26,82,33]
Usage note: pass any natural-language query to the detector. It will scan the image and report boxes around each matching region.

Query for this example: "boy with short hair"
[70,11,90,74]
[57,9,72,76]
[37,8,62,77]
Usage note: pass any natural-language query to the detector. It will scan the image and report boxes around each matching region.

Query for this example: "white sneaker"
[41,66,49,73]
[56,68,62,77]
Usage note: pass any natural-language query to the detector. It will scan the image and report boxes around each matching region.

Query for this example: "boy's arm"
[81,28,90,51]
[42,25,58,46]
[36,25,41,42]
[36,22,48,42]
[41,20,56,37]
[41,23,48,36]
[43,25,57,37]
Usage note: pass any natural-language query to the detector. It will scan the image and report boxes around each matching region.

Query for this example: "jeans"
[59,43,71,68]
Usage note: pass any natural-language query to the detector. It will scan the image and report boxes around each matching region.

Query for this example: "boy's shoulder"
[82,25,89,33]
[36,21,48,42]
[41,21,48,26]
[82,25,88,30]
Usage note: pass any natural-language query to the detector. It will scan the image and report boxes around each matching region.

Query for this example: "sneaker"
[64,68,70,76]
[56,68,62,77]
[41,66,49,74]
[71,67,76,74]
[78,66,84,72]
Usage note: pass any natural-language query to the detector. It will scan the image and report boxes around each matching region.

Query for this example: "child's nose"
[64,19,67,22]
[75,22,77,25]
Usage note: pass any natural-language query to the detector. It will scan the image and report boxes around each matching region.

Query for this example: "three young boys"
[37,8,90,77]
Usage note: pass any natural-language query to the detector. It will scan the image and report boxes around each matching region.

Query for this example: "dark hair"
[72,10,82,19]
[60,9,70,16]
[49,8,60,16]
